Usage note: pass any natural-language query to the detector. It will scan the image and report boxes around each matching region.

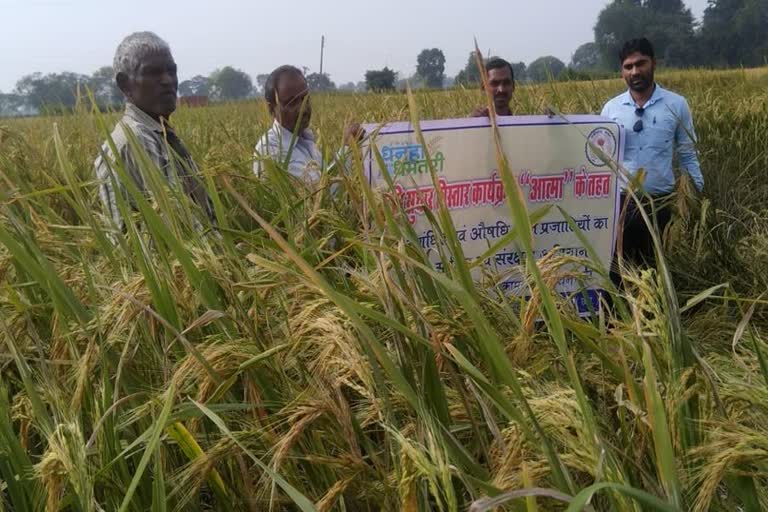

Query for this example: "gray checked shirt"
[94,103,215,231]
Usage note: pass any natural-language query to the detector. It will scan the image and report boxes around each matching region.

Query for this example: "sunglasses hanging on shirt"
[633,107,645,133]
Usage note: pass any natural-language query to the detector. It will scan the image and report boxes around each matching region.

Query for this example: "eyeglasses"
[282,87,311,111]
[633,107,645,133]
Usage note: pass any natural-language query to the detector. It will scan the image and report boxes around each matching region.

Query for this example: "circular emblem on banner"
[585,127,617,167]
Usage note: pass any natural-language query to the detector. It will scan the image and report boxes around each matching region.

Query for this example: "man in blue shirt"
[601,38,703,268]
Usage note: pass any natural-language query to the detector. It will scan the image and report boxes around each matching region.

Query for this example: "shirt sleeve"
[94,129,160,232]
[327,146,352,173]
[600,101,611,118]
[253,136,267,176]
[675,99,704,192]
[94,147,126,231]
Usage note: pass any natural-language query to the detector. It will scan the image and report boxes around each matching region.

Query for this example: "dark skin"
[271,70,364,145]
[471,66,515,117]
[271,71,312,134]
[621,51,656,107]
[117,50,178,122]
[621,51,698,199]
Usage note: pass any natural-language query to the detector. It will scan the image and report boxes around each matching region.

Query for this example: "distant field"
[0,66,766,511]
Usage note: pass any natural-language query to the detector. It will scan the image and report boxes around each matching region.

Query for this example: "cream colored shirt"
[253,120,324,183]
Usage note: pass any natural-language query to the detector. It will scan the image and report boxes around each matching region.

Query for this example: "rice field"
[0,67,767,511]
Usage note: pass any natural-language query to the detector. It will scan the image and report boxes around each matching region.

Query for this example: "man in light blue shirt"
[601,38,703,269]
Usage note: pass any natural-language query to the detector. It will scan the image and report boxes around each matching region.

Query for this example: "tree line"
[1,0,764,116]
[0,66,261,117]
[456,0,767,85]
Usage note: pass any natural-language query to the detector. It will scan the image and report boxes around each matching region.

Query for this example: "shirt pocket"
[611,116,638,149]
[646,116,676,149]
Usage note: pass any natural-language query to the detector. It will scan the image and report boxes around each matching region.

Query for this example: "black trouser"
[610,193,673,286]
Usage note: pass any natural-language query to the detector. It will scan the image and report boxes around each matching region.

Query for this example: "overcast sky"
[0,0,709,92]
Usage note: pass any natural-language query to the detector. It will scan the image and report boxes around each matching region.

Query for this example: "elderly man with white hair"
[94,31,215,232]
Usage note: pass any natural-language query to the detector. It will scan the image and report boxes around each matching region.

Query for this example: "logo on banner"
[380,142,446,178]
[585,128,617,167]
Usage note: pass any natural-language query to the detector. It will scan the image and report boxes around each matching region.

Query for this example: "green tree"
[364,67,396,92]
[645,0,688,11]
[0,93,27,117]
[178,75,210,97]
[209,67,253,101]
[14,72,89,112]
[305,72,336,92]
[454,52,482,86]
[700,0,768,67]
[594,0,695,68]
[594,0,648,69]
[510,61,527,82]
[416,48,446,88]
[570,42,604,71]
[255,73,270,93]
[649,0,696,65]
[527,56,566,82]
[397,74,426,90]
[88,66,122,107]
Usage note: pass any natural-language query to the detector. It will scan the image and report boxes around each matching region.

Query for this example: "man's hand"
[344,122,366,146]
[470,106,490,117]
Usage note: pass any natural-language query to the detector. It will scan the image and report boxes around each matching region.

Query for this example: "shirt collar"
[123,103,166,133]
[272,119,314,143]
[620,83,665,107]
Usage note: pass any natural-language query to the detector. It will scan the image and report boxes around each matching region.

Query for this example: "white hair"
[113,31,171,79]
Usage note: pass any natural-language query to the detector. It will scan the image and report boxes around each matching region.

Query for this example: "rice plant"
[0,67,766,511]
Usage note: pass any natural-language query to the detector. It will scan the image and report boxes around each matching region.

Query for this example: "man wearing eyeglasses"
[254,65,364,183]
[601,38,703,266]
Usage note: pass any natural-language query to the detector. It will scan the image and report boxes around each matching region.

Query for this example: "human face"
[273,72,311,133]
[621,52,655,93]
[486,66,514,115]
[119,50,178,121]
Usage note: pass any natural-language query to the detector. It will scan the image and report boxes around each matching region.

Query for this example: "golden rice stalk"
[34,422,92,512]
[166,421,228,498]
[36,449,66,512]
[690,424,768,512]
[398,450,419,512]
[316,475,356,512]
[174,436,238,508]
[271,403,326,473]
[10,392,32,450]
[71,338,100,412]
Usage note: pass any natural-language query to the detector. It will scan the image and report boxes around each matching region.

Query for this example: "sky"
[0,0,709,92]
